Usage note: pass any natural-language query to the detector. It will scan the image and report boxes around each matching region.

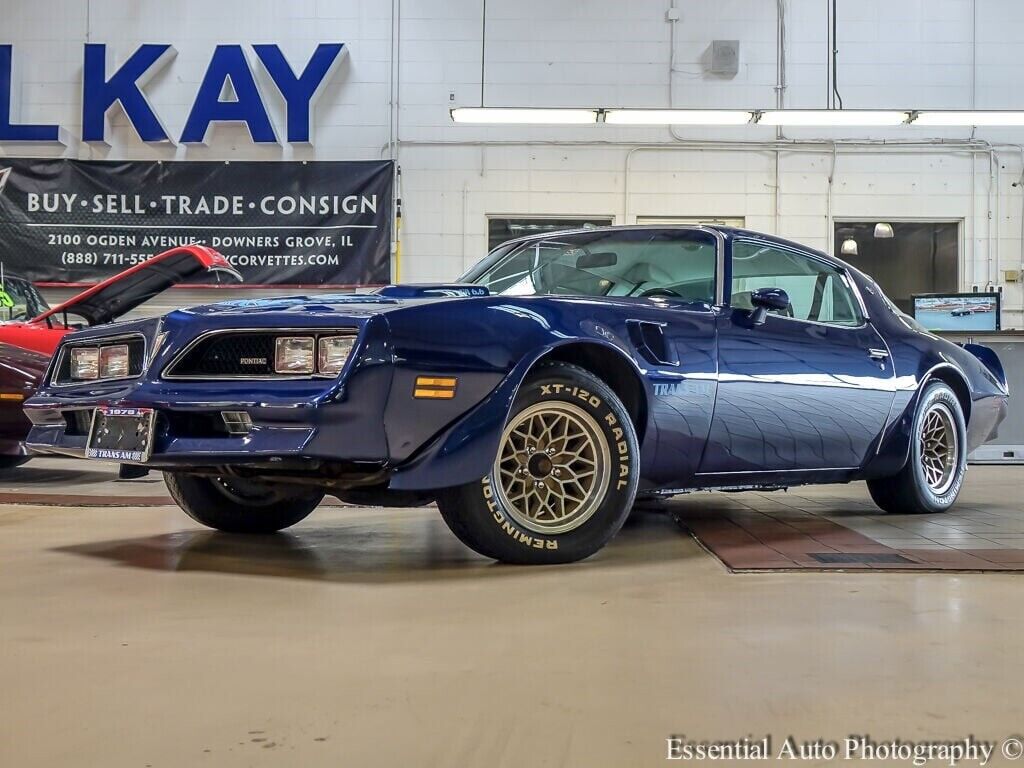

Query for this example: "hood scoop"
[375,284,490,299]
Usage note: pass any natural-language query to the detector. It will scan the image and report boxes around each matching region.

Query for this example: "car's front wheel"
[0,455,29,472]
[437,362,640,564]
[867,381,967,514]
[164,472,324,533]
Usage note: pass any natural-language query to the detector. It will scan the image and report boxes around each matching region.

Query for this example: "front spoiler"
[26,422,320,466]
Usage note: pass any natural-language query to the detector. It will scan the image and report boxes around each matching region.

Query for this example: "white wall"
[4,0,1024,325]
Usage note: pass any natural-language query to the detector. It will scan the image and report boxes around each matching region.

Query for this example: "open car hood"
[32,245,242,327]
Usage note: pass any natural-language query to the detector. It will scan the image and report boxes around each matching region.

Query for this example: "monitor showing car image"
[912,292,1000,332]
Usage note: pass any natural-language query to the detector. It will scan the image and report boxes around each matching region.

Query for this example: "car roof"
[492,224,855,273]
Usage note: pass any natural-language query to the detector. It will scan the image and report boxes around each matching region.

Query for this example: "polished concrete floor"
[1,460,1023,767]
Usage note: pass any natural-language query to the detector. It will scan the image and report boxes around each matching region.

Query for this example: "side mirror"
[749,287,790,326]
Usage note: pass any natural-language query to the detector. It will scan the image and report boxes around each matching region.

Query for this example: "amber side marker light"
[0,393,25,401]
[414,376,457,399]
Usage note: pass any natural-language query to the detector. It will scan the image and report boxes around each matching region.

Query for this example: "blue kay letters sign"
[0,43,345,144]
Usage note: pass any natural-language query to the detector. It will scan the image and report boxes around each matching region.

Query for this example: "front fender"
[388,337,640,491]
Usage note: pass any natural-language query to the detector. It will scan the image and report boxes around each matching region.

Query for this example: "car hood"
[32,245,242,327]
[174,284,492,320]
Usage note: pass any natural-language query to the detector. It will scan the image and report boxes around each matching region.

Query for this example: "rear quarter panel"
[855,276,1008,476]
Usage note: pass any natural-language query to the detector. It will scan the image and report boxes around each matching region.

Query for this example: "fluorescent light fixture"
[450,106,1024,128]
[605,109,754,125]
[759,110,911,126]
[913,111,1024,126]
[450,107,598,124]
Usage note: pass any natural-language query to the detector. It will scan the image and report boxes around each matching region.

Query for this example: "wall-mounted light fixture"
[450,107,1024,128]
[758,110,911,126]
[450,108,598,124]
[912,111,1024,126]
[604,109,754,125]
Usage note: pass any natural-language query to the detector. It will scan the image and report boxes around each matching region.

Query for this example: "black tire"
[164,472,324,533]
[437,362,640,564]
[0,455,29,472]
[867,381,967,515]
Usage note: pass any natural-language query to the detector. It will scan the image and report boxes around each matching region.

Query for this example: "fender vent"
[627,320,676,366]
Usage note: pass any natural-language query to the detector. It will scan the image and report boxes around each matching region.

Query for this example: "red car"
[0,246,240,469]
[0,343,48,469]
[1,245,240,355]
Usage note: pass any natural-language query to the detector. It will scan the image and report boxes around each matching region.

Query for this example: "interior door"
[698,239,896,475]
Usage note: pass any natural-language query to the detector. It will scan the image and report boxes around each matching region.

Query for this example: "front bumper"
[24,308,513,492]
[25,375,392,469]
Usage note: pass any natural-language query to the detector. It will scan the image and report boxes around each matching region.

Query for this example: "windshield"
[462,229,718,302]
[0,277,48,322]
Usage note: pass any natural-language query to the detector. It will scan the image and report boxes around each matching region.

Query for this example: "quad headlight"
[318,336,356,376]
[275,337,316,374]
[274,335,355,376]
[68,343,133,381]
[99,345,130,379]
[69,347,100,380]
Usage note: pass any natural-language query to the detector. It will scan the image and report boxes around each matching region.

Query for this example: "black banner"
[0,158,393,286]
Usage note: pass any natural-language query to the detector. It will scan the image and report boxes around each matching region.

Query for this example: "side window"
[0,280,36,321]
[730,242,862,326]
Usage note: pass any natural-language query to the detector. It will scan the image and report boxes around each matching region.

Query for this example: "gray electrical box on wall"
[710,40,740,76]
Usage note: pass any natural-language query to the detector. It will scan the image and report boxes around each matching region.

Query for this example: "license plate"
[86,407,156,463]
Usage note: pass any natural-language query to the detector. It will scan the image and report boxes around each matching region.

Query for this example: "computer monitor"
[911,292,1001,332]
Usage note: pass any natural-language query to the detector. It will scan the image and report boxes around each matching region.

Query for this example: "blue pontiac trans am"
[25,226,1008,564]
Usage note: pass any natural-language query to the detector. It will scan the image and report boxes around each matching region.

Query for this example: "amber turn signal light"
[414,376,457,399]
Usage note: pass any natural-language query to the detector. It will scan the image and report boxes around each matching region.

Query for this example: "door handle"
[868,348,889,361]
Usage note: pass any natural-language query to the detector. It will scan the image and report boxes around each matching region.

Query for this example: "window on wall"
[487,217,613,251]
[637,216,745,227]
[833,222,959,313]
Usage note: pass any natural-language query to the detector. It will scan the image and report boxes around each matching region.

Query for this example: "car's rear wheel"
[867,381,967,514]
[164,472,324,533]
[437,362,640,564]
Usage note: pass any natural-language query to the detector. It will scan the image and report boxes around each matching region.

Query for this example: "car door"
[604,228,722,487]
[697,238,896,475]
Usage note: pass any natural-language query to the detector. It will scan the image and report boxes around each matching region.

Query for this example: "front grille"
[52,336,146,385]
[164,330,356,379]
[169,333,277,377]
